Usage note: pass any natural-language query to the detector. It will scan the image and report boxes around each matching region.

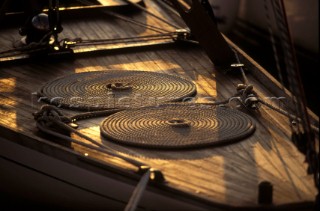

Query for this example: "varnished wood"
[0,0,318,208]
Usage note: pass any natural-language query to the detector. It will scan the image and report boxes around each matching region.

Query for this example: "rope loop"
[33,105,73,128]
[236,84,260,110]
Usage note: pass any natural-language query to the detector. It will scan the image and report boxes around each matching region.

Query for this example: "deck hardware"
[15,0,75,57]
[138,166,165,183]
[244,94,260,110]
[236,84,260,110]
[48,0,63,45]
[231,63,245,68]
[67,122,79,129]
[230,63,246,72]
[1,0,318,209]
[15,0,47,43]
[18,0,63,47]
[106,83,133,91]
[258,181,273,205]
[0,0,204,63]
[149,169,166,183]
[167,118,191,128]
[173,28,194,42]
[23,13,51,44]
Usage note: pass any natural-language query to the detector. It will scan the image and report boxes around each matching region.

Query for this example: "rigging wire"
[0,33,179,58]
[270,0,309,131]
[232,49,249,85]
[3,0,317,206]
[76,0,172,33]
[4,30,53,51]
[122,0,181,29]
[0,0,184,58]
[74,33,176,46]
[154,0,182,18]
[263,0,284,88]
[102,10,171,33]
[33,105,145,168]
[270,0,319,190]
[263,0,296,134]
[124,170,151,211]
[33,103,317,210]
[229,27,319,135]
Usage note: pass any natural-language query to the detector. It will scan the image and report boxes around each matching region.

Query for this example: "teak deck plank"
[0,0,317,207]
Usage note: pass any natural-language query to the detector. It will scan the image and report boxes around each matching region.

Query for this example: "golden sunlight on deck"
[0,77,18,128]
[0,0,318,208]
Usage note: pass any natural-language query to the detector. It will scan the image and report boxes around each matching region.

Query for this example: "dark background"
[226,19,319,115]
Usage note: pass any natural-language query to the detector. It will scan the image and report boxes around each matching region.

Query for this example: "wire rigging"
[33,105,145,168]
[122,0,181,29]
[269,0,319,191]
[0,0,184,58]
[9,0,317,207]
[270,0,310,131]
[263,0,297,134]
[76,0,173,33]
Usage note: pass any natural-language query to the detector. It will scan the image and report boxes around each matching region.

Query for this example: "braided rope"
[34,105,145,167]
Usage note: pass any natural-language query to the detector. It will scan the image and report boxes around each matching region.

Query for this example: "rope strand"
[76,0,171,33]
[123,0,181,29]
[33,105,145,167]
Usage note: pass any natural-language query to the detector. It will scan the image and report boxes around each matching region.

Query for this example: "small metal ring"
[106,83,132,91]
[166,119,191,128]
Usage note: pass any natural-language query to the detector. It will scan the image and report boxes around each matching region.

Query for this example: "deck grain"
[0,0,317,207]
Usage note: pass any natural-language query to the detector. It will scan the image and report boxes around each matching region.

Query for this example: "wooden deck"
[0,0,318,208]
